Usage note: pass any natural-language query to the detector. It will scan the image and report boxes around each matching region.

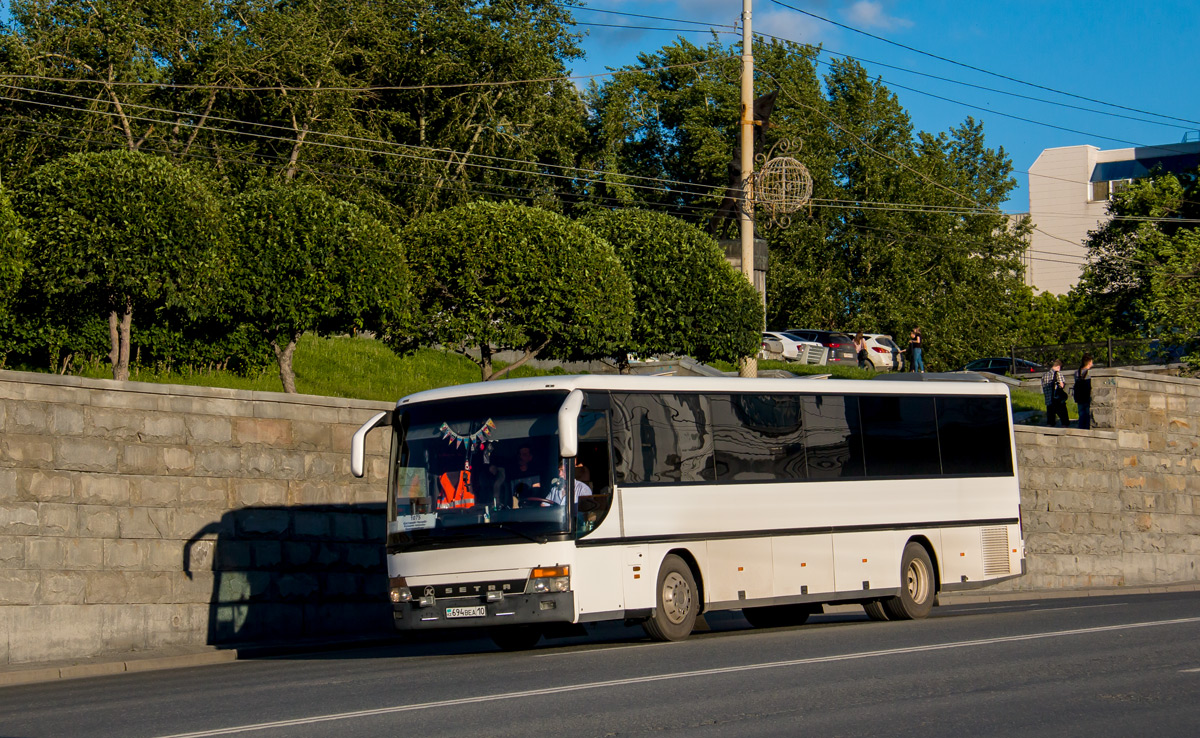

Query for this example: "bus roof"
[394,373,1011,409]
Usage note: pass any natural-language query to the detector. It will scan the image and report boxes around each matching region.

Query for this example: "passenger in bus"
[509,445,544,507]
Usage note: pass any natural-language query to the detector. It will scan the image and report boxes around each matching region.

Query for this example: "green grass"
[63,338,1069,416]
[74,335,564,402]
[1011,387,1077,420]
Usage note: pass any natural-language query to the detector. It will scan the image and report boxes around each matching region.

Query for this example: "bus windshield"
[389,391,571,547]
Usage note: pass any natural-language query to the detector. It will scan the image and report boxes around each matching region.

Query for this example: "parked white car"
[864,333,904,371]
[763,331,825,363]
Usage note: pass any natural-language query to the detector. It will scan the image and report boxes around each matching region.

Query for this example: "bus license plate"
[446,606,487,619]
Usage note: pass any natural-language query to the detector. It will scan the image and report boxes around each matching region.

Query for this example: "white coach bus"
[352,375,1024,649]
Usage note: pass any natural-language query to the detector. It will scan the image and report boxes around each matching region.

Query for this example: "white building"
[1026,140,1200,294]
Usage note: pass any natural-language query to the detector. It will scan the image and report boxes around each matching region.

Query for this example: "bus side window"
[936,396,1013,476]
[712,394,805,482]
[610,393,713,484]
[803,395,865,479]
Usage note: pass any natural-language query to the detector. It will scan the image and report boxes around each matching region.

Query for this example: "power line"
[575,22,732,35]
[0,57,723,92]
[0,114,1089,272]
[0,80,1178,263]
[0,85,732,199]
[767,0,1200,128]
[570,5,738,29]
[802,45,1188,132]
[6,83,1128,224]
[570,2,1190,131]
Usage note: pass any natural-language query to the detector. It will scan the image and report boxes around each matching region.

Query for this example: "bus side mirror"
[558,389,585,459]
[351,410,393,478]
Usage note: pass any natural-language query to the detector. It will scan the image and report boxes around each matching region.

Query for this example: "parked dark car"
[960,357,1045,376]
[786,329,858,365]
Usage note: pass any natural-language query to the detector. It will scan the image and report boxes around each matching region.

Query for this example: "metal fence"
[1012,338,1188,371]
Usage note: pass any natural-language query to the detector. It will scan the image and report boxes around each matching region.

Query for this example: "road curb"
[3,584,1198,687]
[0,650,239,687]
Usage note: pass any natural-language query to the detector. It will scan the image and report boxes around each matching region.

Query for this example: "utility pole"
[737,0,757,379]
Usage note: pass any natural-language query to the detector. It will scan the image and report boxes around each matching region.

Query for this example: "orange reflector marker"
[801,563,806,567]
[632,566,641,572]
[532,565,569,578]
[960,552,966,557]
[862,559,868,563]
[738,566,744,571]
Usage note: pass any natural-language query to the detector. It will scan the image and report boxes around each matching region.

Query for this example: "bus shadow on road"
[182,504,394,649]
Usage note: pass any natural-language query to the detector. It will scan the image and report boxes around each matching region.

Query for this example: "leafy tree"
[396,201,633,380]
[0,0,225,176]
[14,150,227,380]
[228,185,411,393]
[1078,172,1199,337]
[587,39,1030,370]
[0,188,29,363]
[1147,228,1200,369]
[579,209,761,363]
[342,0,588,216]
[0,1,589,216]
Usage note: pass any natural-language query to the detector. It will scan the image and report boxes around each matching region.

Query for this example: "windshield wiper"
[491,523,548,544]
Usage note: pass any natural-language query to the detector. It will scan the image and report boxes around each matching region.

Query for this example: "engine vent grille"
[981,526,1010,576]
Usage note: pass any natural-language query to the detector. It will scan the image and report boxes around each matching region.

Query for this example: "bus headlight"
[526,565,570,594]
[389,576,412,603]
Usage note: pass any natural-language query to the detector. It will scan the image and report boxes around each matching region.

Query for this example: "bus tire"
[743,604,812,629]
[862,600,890,621]
[490,625,542,651]
[883,542,936,621]
[643,555,698,642]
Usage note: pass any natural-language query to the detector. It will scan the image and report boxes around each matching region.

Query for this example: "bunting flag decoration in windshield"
[439,419,496,450]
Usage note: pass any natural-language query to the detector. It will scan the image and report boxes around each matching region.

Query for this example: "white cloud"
[755,8,832,46]
[845,1,913,31]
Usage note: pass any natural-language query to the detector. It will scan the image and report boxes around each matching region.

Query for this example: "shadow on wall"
[183,504,392,647]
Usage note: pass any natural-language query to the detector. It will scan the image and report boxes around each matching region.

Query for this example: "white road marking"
[1181,667,1200,673]
[154,616,1200,738]
[1032,603,1126,614]
[534,642,672,658]
[950,603,1125,615]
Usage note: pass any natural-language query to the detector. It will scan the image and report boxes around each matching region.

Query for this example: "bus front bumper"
[393,591,575,630]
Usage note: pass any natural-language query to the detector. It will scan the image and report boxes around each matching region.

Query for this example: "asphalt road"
[3,592,1199,738]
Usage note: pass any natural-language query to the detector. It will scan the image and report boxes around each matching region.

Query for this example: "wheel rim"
[661,572,692,625]
[905,557,930,604]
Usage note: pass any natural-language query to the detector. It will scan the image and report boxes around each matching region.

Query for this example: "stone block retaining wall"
[1004,369,1200,590]
[0,367,1198,665]
[0,370,392,665]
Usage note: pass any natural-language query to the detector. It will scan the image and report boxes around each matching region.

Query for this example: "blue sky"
[567,0,1200,213]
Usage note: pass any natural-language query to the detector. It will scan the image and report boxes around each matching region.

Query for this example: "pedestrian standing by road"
[853,331,869,369]
[1042,358,1070,427]
[1074,353,1094,430]
[909,328,925,372]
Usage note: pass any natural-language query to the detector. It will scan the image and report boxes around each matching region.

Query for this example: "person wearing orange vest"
[437,469,475,509]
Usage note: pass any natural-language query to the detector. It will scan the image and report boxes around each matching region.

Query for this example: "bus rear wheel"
[490,625,542,651]
[882,542,936,620]
[743,604,813,629]
[643,555,698,642]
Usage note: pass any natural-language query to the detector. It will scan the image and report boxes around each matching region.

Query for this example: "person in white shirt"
[545,461,593,506]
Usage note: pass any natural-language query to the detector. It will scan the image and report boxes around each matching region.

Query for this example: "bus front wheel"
[882,542,936,620]
[643,555,698,642]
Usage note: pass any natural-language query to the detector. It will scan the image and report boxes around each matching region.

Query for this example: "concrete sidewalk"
[3,582,1198,688]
